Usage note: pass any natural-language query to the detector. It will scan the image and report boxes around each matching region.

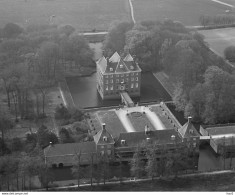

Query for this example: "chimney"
[145,125,150,135]
[188,116,192,123]
[102,123,106,130]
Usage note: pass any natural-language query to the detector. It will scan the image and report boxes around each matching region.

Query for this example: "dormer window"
[110,68,113,71]
[120,64,123,68]
[121,140,126,145]
[103,136,107,142]
[130,65,134,70]
[189,129,194,134]
[171,135,176,141]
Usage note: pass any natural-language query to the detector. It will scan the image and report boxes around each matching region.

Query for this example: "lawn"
[199,28,235,58]
[132,0,234,26]
[0,0,130,31]
[127,112,155,132]
[150,105,180,129]
[97,110,127,138]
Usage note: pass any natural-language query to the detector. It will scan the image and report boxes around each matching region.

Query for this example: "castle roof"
[44,142,96,157]
[97,52,141,74]
[178,117,200,138]
[115,129,181,148]
[93,124,115,145]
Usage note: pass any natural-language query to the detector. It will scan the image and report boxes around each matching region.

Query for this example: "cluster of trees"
[199,14,235,27]
[103,19,189,71]
[224,45,235,62]
[0,22,94,121]
[55,104,90,143]
[0,151,53,191]
[176,66,235,124]
[131,141,197,179]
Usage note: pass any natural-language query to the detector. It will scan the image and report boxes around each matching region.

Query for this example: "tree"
[224,46,235,62]
[145,143,159,180]
[59,25,75,37]
[0,111,13,155]
[130,145,145,178]
[199,15,211,27]
[37,125,58,148]
[2,23,23,38]
[71,152,86,189]
[103,21,133,56]
[38,41,60,79]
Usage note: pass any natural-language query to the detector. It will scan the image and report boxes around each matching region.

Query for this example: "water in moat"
[66,72,171,109]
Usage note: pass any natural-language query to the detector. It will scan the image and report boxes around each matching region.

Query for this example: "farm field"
[0,0,130,31]
[199,28,235,58]
[132,0,235,26]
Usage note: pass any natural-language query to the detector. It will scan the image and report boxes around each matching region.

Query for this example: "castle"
[96,52,141,100]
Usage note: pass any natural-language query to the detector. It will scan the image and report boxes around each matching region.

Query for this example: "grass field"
[132,0,235,26]
[199,28,235,58]
[0,0,130,31]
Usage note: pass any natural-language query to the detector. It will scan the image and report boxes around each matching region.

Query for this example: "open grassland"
[132,0,235,26]
[199,28,235,58]
[0,0,130,31]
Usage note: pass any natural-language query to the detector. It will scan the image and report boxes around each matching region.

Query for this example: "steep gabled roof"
[109,52,120,63]
[97,52,141,74]
[93,124,115,145]
[115,129,181,147]
[178,118,200,138]
[115,58,129,73]
[97,56,107,73]
[203,124,235,136]
[44,142,96,157]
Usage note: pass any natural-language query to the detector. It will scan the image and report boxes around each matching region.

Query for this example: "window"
[101,145,104,149]
[100,151,104,156]
[121,74,124,77]
[193,143,197,148]
[107,150,112,155]
[116,79,119,83]
[116,86,119,90]
[110,74,113,78]
[110,68,113,72]
[126,73,129,77]
[105,75,108,78]
[107,145,112,148]
[110,85,113,90]
[105,80,108,84]
[106,86,108,91]
[131,83,134,88]
[136,72,138,76]
[131,73,134,76]
[110,79,113,83]
[116,74,119,77]
[121,79,124,83]
[136,77,138,81]
[103,136,107,142]
[131,77,134,81]
[136,83,138,88]
[126,78,129,82]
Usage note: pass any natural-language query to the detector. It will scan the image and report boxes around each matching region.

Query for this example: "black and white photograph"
[0,0,235,193]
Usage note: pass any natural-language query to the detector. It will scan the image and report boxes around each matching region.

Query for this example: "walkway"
[128,0,136,24]
[143,106,166,130]
[115,108,135,133]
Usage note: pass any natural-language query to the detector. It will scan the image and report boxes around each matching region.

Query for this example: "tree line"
[199,14,235,27]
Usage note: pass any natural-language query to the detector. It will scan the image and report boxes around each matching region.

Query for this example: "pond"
[66,72,171,108]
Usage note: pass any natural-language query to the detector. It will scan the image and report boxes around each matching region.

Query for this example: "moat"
[66,72,171,109]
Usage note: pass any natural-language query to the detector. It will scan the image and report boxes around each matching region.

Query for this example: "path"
[211,0,234,8]
[115,109,135,132]
[128,0,136,24]
[143,106,166,130]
